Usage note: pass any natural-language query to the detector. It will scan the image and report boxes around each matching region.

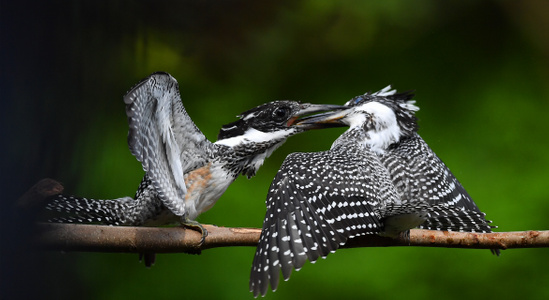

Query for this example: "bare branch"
[34,223,261,252]
[34,223,549,253]
[345,229,549,250]
[23,179,549,253]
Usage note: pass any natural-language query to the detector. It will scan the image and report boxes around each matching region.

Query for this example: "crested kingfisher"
[46,72,345,244]
[249,86,497,297]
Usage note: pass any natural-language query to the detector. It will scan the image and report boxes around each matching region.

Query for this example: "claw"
[182,218,208,247]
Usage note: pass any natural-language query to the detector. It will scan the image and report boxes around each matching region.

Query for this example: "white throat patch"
[214,127,295,148]
[353,102,401,153]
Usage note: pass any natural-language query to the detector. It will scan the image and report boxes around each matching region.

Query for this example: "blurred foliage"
[2,0,549,299]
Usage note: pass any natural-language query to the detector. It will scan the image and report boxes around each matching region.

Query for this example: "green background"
[2,1,548,299]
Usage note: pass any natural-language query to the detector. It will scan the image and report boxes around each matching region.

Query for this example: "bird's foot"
[181,218,208,251]
[138,252,157,267]
[399,230,411,245]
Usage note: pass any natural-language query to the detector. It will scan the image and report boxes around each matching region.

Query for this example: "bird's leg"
[181,218,209,247]
[399,229,411,245]
[139,253,157,267]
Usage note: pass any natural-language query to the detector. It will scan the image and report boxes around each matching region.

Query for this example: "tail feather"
[45,194,133,225]
[379,202,500,255]
[421,206,500,256]
[420,206,496,233]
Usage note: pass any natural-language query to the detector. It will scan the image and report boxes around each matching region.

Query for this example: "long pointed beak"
[294,108,350,129]
[288,104,347,129]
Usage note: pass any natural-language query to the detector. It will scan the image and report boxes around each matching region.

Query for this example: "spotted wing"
[124,72,214,217]
[383,134,480,211]
[382,134,496,231]
[250,149,393,297]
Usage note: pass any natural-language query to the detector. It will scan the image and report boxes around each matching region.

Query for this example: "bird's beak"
[288,104,347,129]
[294,107,350,129]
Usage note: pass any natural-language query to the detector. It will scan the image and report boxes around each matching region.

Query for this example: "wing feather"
[123,72,213,217]
[385,134,485,214]
[250,148,393,296]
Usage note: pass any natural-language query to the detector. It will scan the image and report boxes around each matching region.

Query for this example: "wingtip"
[123,71,178,105]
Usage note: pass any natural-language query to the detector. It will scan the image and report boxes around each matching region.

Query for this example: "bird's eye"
[272,107,290,121]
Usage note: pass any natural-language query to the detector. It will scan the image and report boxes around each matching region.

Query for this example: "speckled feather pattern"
[346,87,495,234]
[250,128,400,297]
[46,72,339,227]
[381,134,494,232]
[123,72,217,218]
[250,86,498,296]
[46,175,177,225]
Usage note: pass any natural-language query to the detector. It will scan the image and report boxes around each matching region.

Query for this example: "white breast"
[183,163,236,220]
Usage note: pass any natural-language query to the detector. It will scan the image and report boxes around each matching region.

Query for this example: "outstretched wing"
[250,149,391,297]
[123,72,213,217]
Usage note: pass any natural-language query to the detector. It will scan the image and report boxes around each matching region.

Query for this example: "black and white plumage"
[249,130,397,297]
[46,72,344,235]
[342,86,496,235]
[249,86,497,297]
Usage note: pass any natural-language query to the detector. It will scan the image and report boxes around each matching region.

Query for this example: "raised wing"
[123,72,213,217]
[250,148,393,297]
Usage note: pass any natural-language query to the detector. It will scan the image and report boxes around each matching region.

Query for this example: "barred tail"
[420,206,500,256]
[45,194,134,225]
[420,206,496,233]
[380,203,500,255]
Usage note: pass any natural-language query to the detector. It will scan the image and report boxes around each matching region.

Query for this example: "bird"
[45,72,345,244]
[341,86,497,237]
[249,86,497,297]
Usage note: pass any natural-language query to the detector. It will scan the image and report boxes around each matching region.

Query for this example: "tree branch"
[34,223,549,253]
[22,179,549,253]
